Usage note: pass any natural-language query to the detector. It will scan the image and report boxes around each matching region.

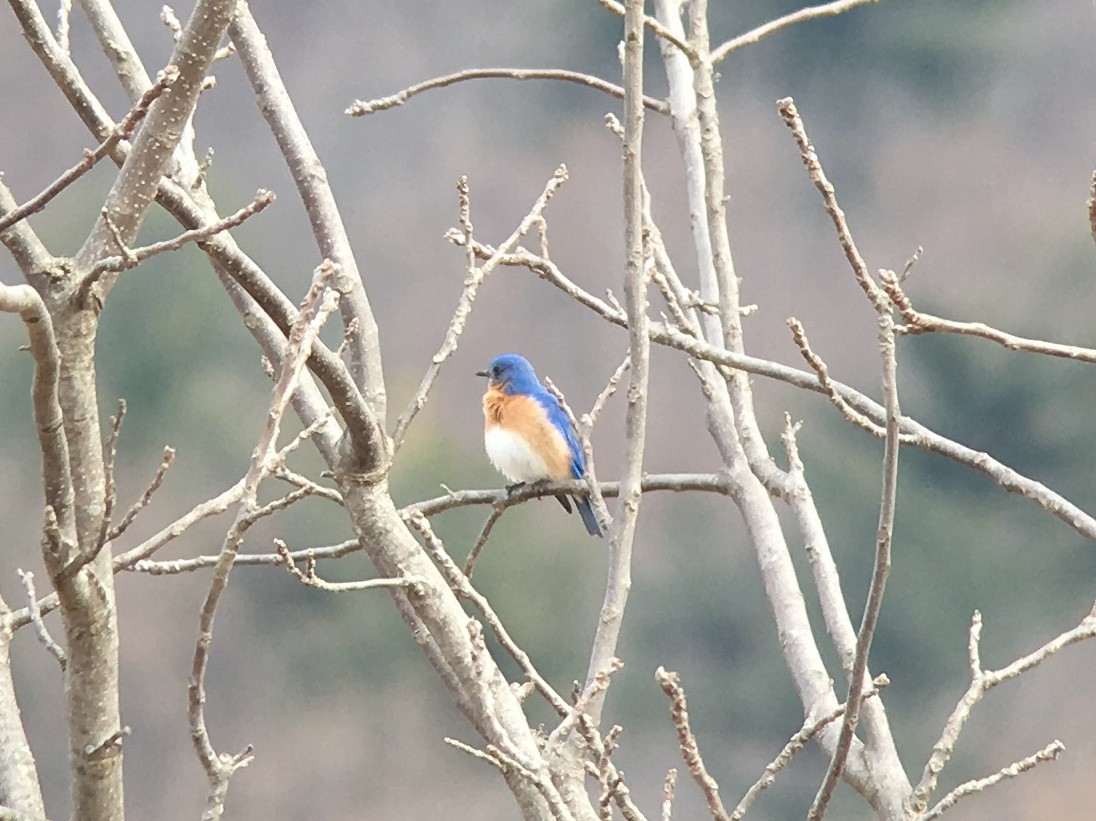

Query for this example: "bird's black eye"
[492,365,502,378]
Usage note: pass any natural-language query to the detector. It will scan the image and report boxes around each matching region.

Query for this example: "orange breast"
[483,388,572,480]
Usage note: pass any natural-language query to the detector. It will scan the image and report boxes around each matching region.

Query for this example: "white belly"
[484,426,551,484]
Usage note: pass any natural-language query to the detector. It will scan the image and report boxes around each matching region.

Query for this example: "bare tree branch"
[463,240,1096,544]
[651,0,723,348]
[711,0,884,64]
[788,317,903,440]
[231,2,386,422]
[11,0,348,464]
[93,400,127,559]
[8,0,116,144]
[347,67,671,117]
[445,737,578,821]
[15,570,65,671]
[73,0,241,299]
[107,447,177,543]
[594,0,695,59]
[907,604,1096,815]
[410,474,733,518]
[190,260,339,820]
[0,67,178,236]
[922,740,1064,821]
[407,512,571,717]
[276,542,427,593]
[0,283,72,535]
[395,164,569,451]
[78,0,156,103]
[732,676,887,820]
[21,15,248,806]
[777,97,888,312]
[656,667,729,821]
[1089,170,1096,247]
[780,94,903,819]
[778,413,898,770]
[881,269,1096,362]
[662,769,678,821]
[0,177,53,276]
[31,22,241,794]
[130,538,359,575]
[113,474,731,580]
[462,506,506,580]
[581,0,651,729]
[810,302,899,811]
[87,189,274,278]
[55,0,72,53]
[0,598,45,819]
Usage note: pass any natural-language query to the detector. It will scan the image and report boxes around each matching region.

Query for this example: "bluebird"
[476,353,603,537]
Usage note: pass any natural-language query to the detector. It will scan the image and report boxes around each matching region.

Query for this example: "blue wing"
[530,388,603,537]
[531,389,585,479]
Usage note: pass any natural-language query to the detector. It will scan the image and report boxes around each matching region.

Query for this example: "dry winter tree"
[0,0,1093,820]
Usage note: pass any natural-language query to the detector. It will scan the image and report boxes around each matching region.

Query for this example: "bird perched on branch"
[477,353,603,537]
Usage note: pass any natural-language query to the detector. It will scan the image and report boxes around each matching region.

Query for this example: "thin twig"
[922,740,1064,821]
[55,0,72,54]
[1089,170,1096,248]
[444,738,577,821]
[269,465,344,506]
[581,0,651,730]
[546,658,624,753]
[275,543,427,594]
[347,67,670,117]
[777,97,886,311]
[189,260,339,816]
[111,478,246,570]
[0,66,179,235]
[593,0,696,59]
[880,269,1096,362]
[94,399,126,555]
[656,667,729,821]
[585,354,630,429]
[248,485,317,522]
[87,189,274,278]
[908,604,1096,814]
[16,570,66,670]
[787,317,883,432]
[107,447,176,542]
[129,538,359,575]
[788,317,917,443]
[578,354,630,531]
[392,166,569,451]
[732,676,887,819]
[459,238,1096,543]
[231,5,386,417]
[809,235,902,821]
[161,5,182,39]
[462,506,505,580]
[406,511,572,717]
[662,769,677,821]
[711,0,883,64]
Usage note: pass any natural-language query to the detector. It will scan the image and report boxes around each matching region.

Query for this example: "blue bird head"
[476,353,542,395]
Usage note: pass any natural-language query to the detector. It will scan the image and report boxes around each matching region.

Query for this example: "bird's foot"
[505,482,527,497]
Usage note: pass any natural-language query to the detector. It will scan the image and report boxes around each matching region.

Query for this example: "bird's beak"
[475,369,489,378]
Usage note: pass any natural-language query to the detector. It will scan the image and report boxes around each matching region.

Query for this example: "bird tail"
[575,495,603,537]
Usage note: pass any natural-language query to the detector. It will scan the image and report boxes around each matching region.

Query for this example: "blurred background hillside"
[2,1,1096,819]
